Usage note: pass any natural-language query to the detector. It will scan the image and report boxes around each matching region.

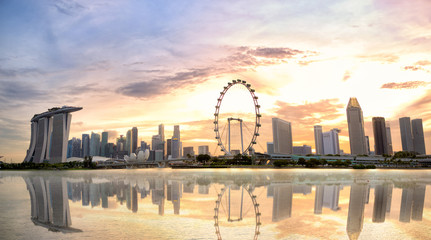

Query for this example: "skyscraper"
[412,119,426,154]
[126,130,132,155]
[346,98,367,155]
[183,147,194,157]
[267,142,274,154]
[132,127,138,154]
[365,136,370,155]
[90,132,100,156]
[372,117,388,155]
[171,125,181,158]
[81,134,90,158]
[292,145,312,155]
[152,135,163,151]
[158,124,165,158]
[117,135,126,152]
[399,117,414,152]
[166,139,172,158]
[67,140,73,158]
[101,131,108,157]
[314,125,323,155]
[385,121,393,155]
[171,138,180,159]
[198,145,209,155]
[272,118,293,154]
[140,141,149,151]
[173,125,180,139]
[322,128,340,155]
[71,138,81,157]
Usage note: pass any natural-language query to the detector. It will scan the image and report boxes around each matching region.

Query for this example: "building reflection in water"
[22,172,429,238]
[372,184,392,223]
[346,183,368,240]
[271,184,293,222]
[24,177,81,233]
[314,185,341,214]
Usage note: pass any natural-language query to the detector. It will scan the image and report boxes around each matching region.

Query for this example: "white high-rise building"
[272,118,292,154]
[322,128,340,155]
[314,125,323,155]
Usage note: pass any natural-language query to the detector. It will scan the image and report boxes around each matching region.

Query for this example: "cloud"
[358,53,399,63]
[60,83,102,95]
[0,67,46,78]
[342,71,351,82]
[52,0,86,16]
[268,99,348,149]
[380,81,430,89]
[72,121,84,126]
[0,81,46,105]
[403,60,431,73]
[85,61,111,72]
[415,60,431,66]
[116,67,216,98]
[404,66,421,71]
[246,47,304,59]
[123,62,146,66]
[399,89,431,115]
[0,117,28,142]
[117,46,314,99]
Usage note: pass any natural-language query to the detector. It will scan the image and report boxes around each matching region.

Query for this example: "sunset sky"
[1,0,431,162]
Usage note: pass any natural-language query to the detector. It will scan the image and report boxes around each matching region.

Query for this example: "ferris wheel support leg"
[228,120,231,153]
[240,121,244,153]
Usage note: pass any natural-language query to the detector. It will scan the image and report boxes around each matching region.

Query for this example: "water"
[0,169,430,240]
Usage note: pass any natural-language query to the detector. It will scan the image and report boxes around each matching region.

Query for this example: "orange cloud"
[342,71,351,82]
[358,53,399,63]
[274,99,344,126]
[380,81,430,89]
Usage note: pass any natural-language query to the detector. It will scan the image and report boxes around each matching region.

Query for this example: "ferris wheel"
[214,79,261,156]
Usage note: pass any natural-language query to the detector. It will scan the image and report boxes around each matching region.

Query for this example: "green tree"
[196,154,211,164]
[297,158,306,166]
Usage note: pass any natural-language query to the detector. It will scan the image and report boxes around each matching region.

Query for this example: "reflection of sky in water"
[0,169,431,239]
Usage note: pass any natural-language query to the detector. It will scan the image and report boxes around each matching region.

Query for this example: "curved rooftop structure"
[24,106,83,163]
[31,106,83,122]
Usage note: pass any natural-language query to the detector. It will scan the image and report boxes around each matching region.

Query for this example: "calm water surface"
[0,169,430,240]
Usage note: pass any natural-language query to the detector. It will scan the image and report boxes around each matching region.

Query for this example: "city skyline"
[1,1,431,162]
